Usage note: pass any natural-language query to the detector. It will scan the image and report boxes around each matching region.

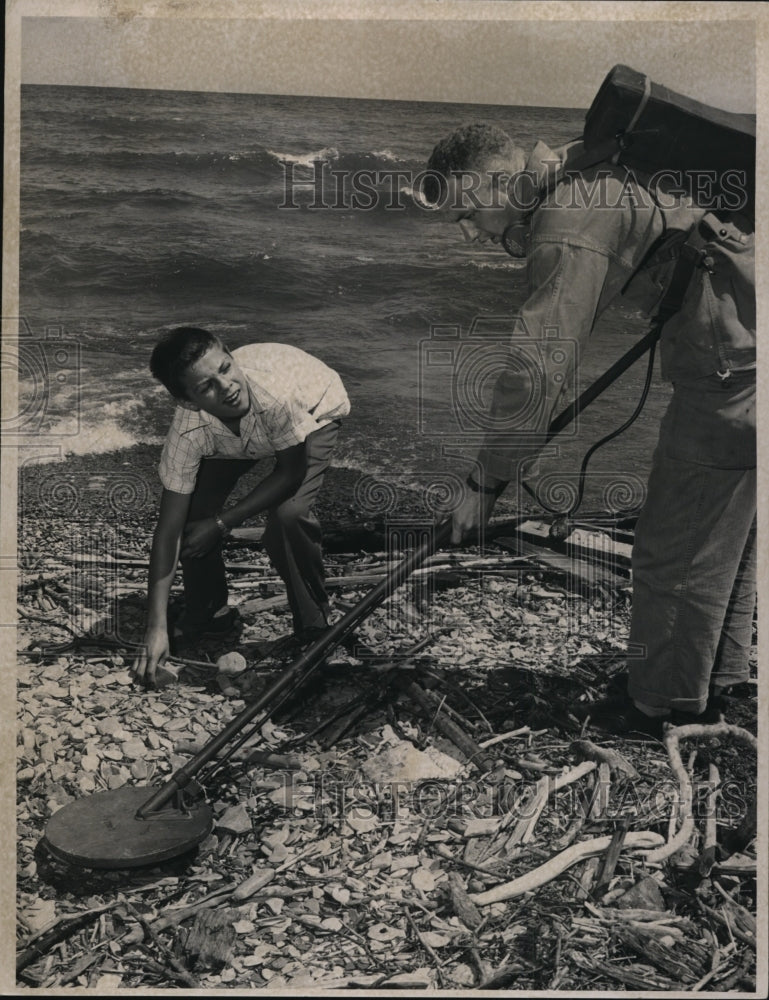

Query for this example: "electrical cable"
[529,337,658,519]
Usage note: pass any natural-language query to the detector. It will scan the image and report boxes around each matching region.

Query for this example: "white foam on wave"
[266,146,339,168]
[18,423,164,465]
[16,387,168,464]
[466,258,527,271]
[371,148,400,163]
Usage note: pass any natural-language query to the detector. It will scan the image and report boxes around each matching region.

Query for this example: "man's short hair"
[423,124,526,205]
[150,326,225,398]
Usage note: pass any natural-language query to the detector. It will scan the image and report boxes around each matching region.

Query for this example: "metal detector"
[41,325,662,870]
[42,520,452,869]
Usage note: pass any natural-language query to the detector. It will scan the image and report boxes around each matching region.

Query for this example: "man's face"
[179,345,250,420]
[442,167,517,245]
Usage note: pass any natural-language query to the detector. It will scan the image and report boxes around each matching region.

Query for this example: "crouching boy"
[132,327,350,687]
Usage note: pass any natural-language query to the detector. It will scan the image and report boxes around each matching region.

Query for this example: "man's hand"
[132,625,170,689]
[451,487,498,544]
[181,517,222,559]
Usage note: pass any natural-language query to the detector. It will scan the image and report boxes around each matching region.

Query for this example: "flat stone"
[121,739,147,760]
[361,741,463,783]
[130,759,149,781]
[95,718,124,737]
[216,651,248,676]
[216,803,252,835]
[615,876,666,911]
[80,754,101,772]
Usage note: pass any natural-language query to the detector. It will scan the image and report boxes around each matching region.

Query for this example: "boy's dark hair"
[422,123,525,205]
[150,326,225,398]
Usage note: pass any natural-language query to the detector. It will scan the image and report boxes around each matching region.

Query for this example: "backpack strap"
[653,215,715,328]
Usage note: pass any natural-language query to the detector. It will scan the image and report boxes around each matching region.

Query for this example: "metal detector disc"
[43,784,213,869]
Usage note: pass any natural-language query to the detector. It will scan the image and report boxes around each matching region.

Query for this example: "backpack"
[582,65,755,221]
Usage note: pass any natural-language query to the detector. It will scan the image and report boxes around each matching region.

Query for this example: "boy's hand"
[132,626,170,688]
[451,488,498,545]
[181,517,222,559]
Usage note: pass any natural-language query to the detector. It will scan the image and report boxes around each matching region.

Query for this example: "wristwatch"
[214,515,232,538]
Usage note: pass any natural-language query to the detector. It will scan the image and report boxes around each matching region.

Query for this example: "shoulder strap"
[654,217,714,326]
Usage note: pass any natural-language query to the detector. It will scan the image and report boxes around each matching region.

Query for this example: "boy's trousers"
[180,421,340,634]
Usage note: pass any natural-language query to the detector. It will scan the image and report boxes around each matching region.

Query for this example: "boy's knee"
[272,496,310,528]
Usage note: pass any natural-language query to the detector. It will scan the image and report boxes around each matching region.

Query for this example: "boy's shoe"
[267,625,364,662]
[266,626,327,661]
[170,605,240,652]
[669,683,755,726]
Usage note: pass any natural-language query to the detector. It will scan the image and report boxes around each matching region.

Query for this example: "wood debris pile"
[16,517,758,992]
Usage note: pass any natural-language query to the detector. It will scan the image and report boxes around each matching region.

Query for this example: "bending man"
[421,124,755,738]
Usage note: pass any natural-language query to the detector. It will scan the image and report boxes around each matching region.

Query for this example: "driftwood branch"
[404,681,494,773]
[500,760,596,851]
[16,904,117,974]
[469,831,664,905]
[570,738,639,779]
[446,872,483,931]
[404,908,444,988]
[697,762,720,875]
[645,722,757,864]
[479,726,531,750]
[124,902,199,988]
[592,821,629,897]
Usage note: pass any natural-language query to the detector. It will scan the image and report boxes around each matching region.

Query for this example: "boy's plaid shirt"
[159,343,350,493]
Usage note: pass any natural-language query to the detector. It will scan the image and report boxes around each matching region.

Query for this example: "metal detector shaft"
[546,326,660,440]
[136,519,452,818]
[136,329,659,820]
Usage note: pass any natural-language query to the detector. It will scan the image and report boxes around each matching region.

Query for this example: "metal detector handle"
[136,519,452,818]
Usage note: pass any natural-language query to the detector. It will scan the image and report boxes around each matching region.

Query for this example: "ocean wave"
[267,145,340,169]
[19,424,164,464]
[26,142,414,173]
[466,258,528,271]
[267,145,412,175]
[22,184,209,212]
[23,146,282,180]
[371,148,401,163]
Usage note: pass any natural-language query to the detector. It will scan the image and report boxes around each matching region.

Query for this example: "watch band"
[214,515,232,537]
[466,474,507,498]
